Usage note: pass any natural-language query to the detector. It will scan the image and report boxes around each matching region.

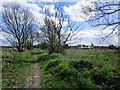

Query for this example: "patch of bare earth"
[24,55,41,88]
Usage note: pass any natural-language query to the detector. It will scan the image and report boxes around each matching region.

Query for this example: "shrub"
[53,62,78,81]
[48,53,64,59]
[70,60,93,71]
[45,59,64,71]
[38,53,49,61]
[29,49,43,55]
[76,76,96,88]
[92,67,120,89]
[2,51,13,58]
[38,42,48,50]
[106,74,120,89]
[92,67,108,85]
[108,45,116,49]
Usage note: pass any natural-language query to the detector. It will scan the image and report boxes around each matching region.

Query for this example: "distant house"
[78,45,93,49]
[94,46,107,49]
[69,44,93,49]
[69,46,80,49]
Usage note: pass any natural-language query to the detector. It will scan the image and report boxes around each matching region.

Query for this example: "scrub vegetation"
[2,48,120,89]
[39,49,120,89]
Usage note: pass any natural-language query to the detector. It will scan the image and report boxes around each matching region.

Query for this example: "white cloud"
[0,32,6,40]
[22,2,42,12]
[0,32,11,46]
[0,1,44,24]
[0,0,38,2]
[40,0,57,2]
[49,16,68,27]
[70,27,118,46]
[43,4,56,14]
[63,1,95,22]
[0,1,41,14]
[0,1,67,28]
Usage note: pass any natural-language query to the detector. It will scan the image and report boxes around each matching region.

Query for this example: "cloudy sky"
[0,0,118,46]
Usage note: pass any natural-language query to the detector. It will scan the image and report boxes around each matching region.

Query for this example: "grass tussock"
[2,48,34,88]
[39,49,120,89]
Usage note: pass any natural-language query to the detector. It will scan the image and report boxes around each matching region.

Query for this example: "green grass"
[2,48,120,88]
[2,48,34,88]
[39,49,120,89]
[29,49,43,55]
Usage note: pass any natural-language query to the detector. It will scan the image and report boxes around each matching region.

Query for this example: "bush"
[69,60,93,71]
[92,67,108,84]
[38,42,48,50]
[92,67,120,89]
[76,75,96,88]
[2,52,13,60]
[106,75,120,89]
[45,59,64,71]
[48,53,64,59]
[53,62,78,81]
[38,53,49,61]
[108,45,116,49]
[29,49,43,55]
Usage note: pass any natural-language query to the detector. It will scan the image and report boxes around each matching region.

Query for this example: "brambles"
[48,53,64,59]
[38,53,49,61]
[69,60,93,71]
[39,49,119,89]
[45,59,63,71]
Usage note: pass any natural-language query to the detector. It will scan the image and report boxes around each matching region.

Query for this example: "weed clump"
[48,53,64,59]
[69,60,93,71]
[38,53,49,61]
[92,67,120,89]
[54,62,78,81]
[29,49,43,55]
[45,59,64,71]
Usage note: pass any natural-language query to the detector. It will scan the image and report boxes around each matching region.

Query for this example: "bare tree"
[0,2,36,51]
[40,4,79,54]
[87,2,120,40]
[25,27,38,50]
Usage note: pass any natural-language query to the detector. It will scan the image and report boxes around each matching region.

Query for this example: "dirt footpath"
[24,55,41,88]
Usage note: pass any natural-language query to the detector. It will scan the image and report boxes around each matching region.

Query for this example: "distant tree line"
[69,44,119,49]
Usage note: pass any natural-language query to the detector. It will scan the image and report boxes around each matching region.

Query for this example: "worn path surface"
[24,55,41,88]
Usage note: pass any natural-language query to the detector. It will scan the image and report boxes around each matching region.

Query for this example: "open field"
[39,49,120,88]
[1,48,120,89]
[2,48,35,88]
[1,1,119,89]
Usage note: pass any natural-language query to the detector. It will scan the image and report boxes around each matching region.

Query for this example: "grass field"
[2,48,34,88]
[1,48,120,89]
[39,49,120,88]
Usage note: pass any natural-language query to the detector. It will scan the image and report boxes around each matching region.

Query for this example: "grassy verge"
[39,49,120,89]
[2,48,34,88]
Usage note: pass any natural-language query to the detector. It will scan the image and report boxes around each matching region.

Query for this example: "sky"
[0,0,119,46]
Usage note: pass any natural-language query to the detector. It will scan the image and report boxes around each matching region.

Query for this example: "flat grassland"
[1,48,120,89]
[2,48,34,88]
